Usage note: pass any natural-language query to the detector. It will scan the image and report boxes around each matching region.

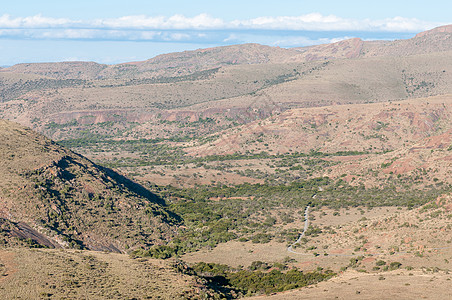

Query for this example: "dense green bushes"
[135,177,449,258]
[190,262,335,296]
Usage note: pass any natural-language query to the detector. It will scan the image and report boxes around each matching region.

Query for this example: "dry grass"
[0,248,203,299]
[252,269,452,300]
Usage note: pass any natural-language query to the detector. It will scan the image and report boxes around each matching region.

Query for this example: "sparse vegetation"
[1,28,452,299]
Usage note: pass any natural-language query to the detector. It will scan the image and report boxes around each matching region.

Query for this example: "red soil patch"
[362,257,376,263]
[384,158,416,175]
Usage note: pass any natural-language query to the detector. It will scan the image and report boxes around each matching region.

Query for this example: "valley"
[0,24,451,299]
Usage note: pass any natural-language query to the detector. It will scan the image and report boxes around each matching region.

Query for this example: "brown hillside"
[0,248,218,299]
[184,95,452,186]
[188,95,452,156]
[415,24,452,38]
[1,49,451,143]
[0,119,178,252]
[293,24,452,61]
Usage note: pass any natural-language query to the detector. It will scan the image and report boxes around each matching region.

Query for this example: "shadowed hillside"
[0,119,179,252]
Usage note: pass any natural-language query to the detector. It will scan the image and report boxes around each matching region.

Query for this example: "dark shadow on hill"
[97,164,165,205]
[53,153,183,224]
[60,153,166,206]
[96,164,183,224]
[172,260,238,299]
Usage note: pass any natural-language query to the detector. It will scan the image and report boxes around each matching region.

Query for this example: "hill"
[0,26,451,147]
[0,119,178,252]
[2,25,452,81]
[183,95,451,186]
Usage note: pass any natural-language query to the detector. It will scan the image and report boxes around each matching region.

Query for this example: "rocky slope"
[0,119,179,252]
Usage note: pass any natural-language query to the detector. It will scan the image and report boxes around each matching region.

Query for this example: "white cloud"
[368,17,437,32]
[0,13,445,43]
[0,13,443,32]
[223,34,240,43]
[232,13,347,30]
[0,14,76,28]
[231,14,441,32]
[83,14,224,30]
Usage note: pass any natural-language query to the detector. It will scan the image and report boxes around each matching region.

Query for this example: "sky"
[0,1,451,66]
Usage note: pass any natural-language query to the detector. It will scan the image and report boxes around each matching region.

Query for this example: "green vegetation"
[183,261,335,296]
[128,177,449,259]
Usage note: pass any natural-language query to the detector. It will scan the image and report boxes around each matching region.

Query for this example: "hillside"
[180,95,451,186]
[2,25,452,81]
[0,119,178,252]
[0,248,218,299]
[0,26,450,148]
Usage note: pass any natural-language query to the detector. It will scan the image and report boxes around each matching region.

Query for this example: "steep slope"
[0,119,178,252]
[291,24,452,61]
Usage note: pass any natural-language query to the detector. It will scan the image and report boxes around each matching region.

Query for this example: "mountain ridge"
[2,24,452,80]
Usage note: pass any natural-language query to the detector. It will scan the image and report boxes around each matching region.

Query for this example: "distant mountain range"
[2,25,452,80]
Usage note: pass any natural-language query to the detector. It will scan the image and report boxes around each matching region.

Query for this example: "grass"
[0,248,213,299]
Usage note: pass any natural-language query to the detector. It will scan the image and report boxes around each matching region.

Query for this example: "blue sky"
[0,1,450,65]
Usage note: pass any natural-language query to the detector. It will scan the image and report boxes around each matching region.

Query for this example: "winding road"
[287,206,310,254]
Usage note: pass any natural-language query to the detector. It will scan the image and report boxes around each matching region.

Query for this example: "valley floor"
[252,269,452,300]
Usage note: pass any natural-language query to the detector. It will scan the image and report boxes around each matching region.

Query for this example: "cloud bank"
[0,13,444,46]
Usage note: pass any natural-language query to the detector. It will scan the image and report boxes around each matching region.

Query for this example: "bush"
[389,262,402,270]
[375,260,386,266]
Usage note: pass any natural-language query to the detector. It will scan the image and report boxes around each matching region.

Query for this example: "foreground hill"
[0,119,178,252]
